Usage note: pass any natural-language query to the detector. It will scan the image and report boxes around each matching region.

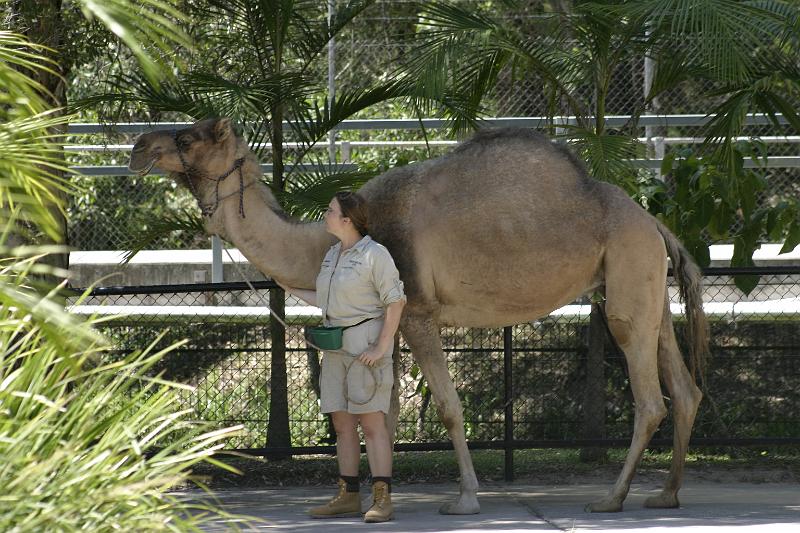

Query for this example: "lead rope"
[222,246,382,405]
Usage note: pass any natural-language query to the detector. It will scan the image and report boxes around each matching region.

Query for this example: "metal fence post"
[327,0,337,164]
[581,303,608,462]
[341,141,351,164]
[211,235,223,282]
[503,326,514,481]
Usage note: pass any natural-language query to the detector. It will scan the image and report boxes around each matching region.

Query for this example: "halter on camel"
[172,129,249,218]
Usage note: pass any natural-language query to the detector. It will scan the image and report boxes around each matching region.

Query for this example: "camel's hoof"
[585,499,623,513]
[439,498,480,515]
[644,493,680,509]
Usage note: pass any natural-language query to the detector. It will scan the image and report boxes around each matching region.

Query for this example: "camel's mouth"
[129,157,158,176]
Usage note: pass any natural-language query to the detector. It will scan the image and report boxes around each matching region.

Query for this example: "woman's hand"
[358,344,387,367]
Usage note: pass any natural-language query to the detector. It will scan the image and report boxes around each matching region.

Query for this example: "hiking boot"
[308,479,360,518]
[364,481,394,523]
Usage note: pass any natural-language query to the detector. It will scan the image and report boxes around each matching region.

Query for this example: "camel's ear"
[214,118,233,143]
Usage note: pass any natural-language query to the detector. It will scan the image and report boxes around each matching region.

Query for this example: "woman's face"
[324,198,348,236]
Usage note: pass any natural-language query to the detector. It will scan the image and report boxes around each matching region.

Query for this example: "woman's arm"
[358,299,405,366]
[275,281,318,307]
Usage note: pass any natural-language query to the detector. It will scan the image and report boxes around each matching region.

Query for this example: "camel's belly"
[436,303,563,328]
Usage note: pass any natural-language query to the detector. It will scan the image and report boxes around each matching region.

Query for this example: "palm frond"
[702,53,800,169]
[183,71,316,120]
[643,48,697,103]
[401,2,604,129]
[76,0,192,85]
[0,32,60,109]
[76,67,316,126]
[566,128,640,189]
[285,82,409,162]
[0,112,76,239]
[276,165,378,220]
[120,208,206,264]
[0,245,104,352]
[73,71,214,120]
[0,32,74,240]
[624,0,790,83]
[401,0,511,103]
[293,0,378,69]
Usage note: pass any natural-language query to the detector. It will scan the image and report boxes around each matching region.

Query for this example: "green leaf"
[691,193,716,229]
[731,231,762,295]
[733,273,759,295]
[687,238,711,269]
[739,171,762,218]
[780,221,800,255]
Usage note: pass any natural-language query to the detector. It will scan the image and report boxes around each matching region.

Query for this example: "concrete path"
[186,481,800,532]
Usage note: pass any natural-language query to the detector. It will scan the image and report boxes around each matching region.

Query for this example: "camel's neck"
[206,159,333,289]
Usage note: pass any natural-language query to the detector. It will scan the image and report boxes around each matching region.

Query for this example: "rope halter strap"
[172,129,248,218]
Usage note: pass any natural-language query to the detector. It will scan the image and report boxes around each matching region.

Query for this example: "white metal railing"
[64,113,794,135]
[65,115,799,279]
[65,114,800,175]
[65,300,800,323]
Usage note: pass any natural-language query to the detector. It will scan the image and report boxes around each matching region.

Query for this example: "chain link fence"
[66,268,800,455]
[64,1,800,251]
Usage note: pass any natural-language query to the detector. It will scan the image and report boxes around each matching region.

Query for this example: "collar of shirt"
[331,234,372,258]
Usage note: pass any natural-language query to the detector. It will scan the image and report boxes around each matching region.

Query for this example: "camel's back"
[360,128,601,224]
[359,128,607,251]
[358,128,629,325]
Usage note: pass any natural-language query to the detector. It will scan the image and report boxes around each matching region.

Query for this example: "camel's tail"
[656,221,710,383]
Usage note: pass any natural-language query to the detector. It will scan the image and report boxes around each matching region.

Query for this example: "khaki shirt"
[316,235,406,327]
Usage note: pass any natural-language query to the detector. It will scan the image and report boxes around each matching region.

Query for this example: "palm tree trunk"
[11,0,70,275]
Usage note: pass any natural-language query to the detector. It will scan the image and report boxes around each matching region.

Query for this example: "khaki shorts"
[319,318,393,415]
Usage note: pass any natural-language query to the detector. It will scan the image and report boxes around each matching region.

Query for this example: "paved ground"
[185,481,800,532]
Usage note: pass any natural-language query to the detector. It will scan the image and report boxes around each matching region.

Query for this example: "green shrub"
[0,260,247,531]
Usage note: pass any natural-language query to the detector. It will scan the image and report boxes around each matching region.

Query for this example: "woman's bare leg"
[360,411,392,477]
[331,411,361,476]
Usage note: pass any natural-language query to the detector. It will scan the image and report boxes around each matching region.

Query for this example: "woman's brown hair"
[335,191,369,236]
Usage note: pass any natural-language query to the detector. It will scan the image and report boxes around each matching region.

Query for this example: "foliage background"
[5,1,799,498]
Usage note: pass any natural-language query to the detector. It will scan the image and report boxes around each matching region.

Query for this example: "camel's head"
[128,118,240,187]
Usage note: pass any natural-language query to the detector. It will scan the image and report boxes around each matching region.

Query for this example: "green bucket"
[308,326,344,350]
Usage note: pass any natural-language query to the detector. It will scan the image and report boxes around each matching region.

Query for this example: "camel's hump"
[362,126,591,194]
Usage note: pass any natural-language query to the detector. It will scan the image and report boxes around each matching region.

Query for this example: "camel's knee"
[674,384,703,423]
[606,315,633,348]
[690,383,703,406]
[636,401,668,432]
[436,401,465,432]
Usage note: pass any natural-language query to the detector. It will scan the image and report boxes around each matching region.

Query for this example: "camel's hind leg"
[586,235,669,513]
[644,297,703,508]
[401,314,480,515]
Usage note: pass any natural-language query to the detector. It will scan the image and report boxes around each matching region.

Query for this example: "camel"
[128,118,707,514]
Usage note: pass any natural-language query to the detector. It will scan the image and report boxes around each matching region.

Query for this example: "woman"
[278,191,406,523]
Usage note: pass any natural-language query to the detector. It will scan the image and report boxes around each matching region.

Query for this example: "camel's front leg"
[401,315,480,515]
